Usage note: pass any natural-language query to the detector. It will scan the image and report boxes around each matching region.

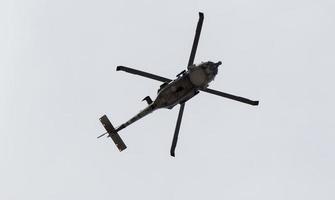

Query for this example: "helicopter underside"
[153,74,199,110]
[99,12,259,157]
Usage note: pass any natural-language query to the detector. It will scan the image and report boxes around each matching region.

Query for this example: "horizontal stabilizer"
[99,115,127,151]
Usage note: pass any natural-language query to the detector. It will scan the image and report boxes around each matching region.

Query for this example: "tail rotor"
[99,115,127,152]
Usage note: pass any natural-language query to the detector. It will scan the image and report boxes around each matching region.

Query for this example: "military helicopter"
[98,12,259,157]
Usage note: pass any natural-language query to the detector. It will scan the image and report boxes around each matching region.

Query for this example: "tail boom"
[115,104,155,132]
[99,105,155,152]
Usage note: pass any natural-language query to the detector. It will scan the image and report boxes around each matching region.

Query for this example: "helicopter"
[98,12,259,157]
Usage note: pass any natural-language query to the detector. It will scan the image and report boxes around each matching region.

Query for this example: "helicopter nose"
[210,62,220,75]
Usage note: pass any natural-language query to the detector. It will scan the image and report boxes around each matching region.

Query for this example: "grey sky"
[1,0,335,199]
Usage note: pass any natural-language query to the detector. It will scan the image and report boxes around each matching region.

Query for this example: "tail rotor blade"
[97,132,108,139]
[170,103,186,157]
[99,115,127,151]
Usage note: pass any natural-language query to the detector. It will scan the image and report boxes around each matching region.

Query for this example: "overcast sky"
[1,0,335,199]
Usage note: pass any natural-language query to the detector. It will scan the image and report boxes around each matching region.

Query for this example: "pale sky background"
[1,0,335,199]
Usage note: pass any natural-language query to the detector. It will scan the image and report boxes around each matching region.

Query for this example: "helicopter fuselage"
[153,61,221,110]
[115,61,221,132]
[153,73,198,109]
[99,12,259,156]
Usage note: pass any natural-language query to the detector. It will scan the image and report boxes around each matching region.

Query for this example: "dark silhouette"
[98,12,259,157]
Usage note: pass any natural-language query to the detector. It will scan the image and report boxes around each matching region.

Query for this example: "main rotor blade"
[200,88,259,106]
[170,103,185,157]
[188,12,204,67]
[116,66,172,82]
